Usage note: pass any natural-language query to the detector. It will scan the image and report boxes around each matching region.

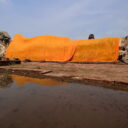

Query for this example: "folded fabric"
[71,37,120,62]
[5,34,76,61]
[5,34,120,62]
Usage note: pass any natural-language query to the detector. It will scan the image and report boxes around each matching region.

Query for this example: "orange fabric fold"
[5,34,120,62]
[5,34,76,61]
[71,37,120,62]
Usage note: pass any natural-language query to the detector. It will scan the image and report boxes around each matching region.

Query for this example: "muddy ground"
[0,61,128,90]
[0,62,128,128]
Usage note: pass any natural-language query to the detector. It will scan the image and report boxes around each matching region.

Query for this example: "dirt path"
[0,62,128,90]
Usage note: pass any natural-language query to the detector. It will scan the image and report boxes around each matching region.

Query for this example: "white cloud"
[0,0,128,39]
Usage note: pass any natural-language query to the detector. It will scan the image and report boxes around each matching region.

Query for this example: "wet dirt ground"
[0,62,128,90]
[0,74,128,128]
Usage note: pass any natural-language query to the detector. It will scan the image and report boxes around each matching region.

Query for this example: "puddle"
[11,74,69,86]
[0,74,13,88]
[0,74,68,88]
[0,74,128,128]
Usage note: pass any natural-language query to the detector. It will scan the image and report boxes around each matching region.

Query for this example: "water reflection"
[0,74,128,128]
[0,74,13,88]
[11,75,69,86]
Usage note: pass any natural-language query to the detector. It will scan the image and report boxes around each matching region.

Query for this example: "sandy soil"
[0,62,128,90]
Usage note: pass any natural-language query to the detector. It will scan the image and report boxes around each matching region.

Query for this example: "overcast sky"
[0,0,128,39]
